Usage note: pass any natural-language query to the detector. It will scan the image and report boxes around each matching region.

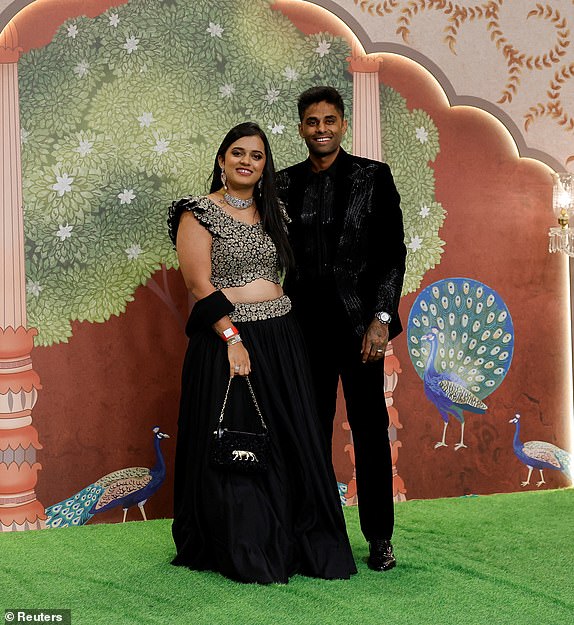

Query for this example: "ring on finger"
[234,365,240,372]
[376,349,384,353]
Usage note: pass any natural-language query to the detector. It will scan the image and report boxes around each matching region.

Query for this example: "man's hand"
[361,318,389,363]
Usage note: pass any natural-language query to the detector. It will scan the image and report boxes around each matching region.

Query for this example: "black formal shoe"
[367,539,396,571]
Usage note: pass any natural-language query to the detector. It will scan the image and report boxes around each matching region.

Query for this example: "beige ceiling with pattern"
[313,0,574,171]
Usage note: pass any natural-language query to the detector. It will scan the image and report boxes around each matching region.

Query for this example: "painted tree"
[18,0,444,346]
[380,85,444,294]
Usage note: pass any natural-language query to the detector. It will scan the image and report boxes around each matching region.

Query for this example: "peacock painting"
[408,278,514,449]
[45,426,169,528]
[509,414,572,487]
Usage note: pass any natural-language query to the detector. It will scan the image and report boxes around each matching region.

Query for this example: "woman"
[168,122,356,584]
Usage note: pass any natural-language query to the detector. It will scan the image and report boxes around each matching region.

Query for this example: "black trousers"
[293,293,394,542]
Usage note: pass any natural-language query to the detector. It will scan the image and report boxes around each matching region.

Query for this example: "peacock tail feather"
[408,278,514,400]
[522,441,572,477]
[94,466,150,488]
[45,468,152,526]
[557,448,572,479]
[92,472,152,511]
[45,483,103,528]
[438,379,488,411]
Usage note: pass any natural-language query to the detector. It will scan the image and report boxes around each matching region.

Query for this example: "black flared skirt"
[171,311,357,583]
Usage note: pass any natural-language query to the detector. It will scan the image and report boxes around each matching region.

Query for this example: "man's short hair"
[297,86,345,121]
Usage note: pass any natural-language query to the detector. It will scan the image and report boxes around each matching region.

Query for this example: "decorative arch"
[0,0,30,30]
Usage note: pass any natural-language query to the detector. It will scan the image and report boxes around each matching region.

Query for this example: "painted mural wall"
[0,0,572,530]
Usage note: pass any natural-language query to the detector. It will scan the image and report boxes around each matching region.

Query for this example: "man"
[276,86,406,572]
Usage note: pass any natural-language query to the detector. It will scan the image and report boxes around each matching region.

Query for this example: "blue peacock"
[408,278,514,449]
[45,426,169,528]
[509,413,572,487]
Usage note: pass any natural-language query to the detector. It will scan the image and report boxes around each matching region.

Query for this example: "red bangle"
[221,325,239,341]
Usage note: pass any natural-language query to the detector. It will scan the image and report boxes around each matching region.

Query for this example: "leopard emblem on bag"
[232,450,258,462]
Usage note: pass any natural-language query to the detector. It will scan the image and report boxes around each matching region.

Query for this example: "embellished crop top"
[168,195,288,289]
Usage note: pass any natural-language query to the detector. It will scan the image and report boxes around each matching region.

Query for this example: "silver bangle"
[226,335,242,346]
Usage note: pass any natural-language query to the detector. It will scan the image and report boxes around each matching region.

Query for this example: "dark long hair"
[209,122,293,272]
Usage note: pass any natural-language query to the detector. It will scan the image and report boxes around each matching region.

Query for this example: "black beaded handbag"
[209,376,270,475]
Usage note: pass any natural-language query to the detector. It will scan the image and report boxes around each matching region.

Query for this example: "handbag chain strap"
[217,375,268,431]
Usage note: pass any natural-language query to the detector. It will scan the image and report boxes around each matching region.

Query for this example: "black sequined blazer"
[276,149,406,340]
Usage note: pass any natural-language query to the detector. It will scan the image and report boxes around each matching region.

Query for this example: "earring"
[257,176,263,191]
[220,167,227,190]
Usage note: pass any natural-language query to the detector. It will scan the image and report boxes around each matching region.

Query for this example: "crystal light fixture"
[549,173,574,256]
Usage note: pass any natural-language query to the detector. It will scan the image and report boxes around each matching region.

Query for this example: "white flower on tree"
[109,14,120,28]
[51,173,74,196]
[67,24,78,39]
[153,137,170,155]
[419,204,430,218]
[314,40,331,57]
[123,36,140,54]
[263,88,280,105]
[219,84,235,98]
[75,139,94,157]
[268,123,285,135]
[416,127,429,143]
[55,224,74,241]
[26,279,43,297]
[73,61,90,78]
[407,235,423,252]
[207,22,224,38]
[118,189,136,204]
[125,244,143,260]
[283,67,299,81]
[137,112,155,128]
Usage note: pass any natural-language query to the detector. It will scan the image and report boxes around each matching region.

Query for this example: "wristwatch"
[375,311,391,324]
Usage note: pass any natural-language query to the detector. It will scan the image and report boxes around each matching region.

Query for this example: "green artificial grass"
[1,489,572,625]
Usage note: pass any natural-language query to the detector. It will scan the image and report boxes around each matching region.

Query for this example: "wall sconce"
[549,173,574,256]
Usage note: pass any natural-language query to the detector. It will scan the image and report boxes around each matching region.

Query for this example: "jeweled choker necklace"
[224,192,253,210]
